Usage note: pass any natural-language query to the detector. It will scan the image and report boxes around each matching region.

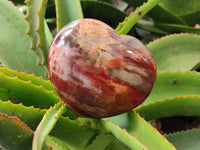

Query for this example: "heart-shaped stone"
[48,19,156,118]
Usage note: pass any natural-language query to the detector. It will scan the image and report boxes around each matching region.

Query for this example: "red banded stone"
[48,19,156,118]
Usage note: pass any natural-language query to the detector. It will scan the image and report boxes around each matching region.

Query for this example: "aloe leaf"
[78,117,148,150]
[81,0,126,28]
[0,113,52,150]
[0,112,50,149]
[0,99,94,150]
[115,0,162,34]
[180,11,200,26]
[24,0,52,77]
[33,101,66,150]
[0,66,57,94]
[108,111,176,150]
[49,117,97,150]
[77,119,130,150]
[142,71,200,106]
[130,0,200,26]
[0,71,59,108]
[0,99,96,149]
[105,139,130,150]
[137,95,200,121]
[147,33,200,71]
[127,111,175,150]
[166,128,200,150]
[0,0,45,77]
[37,2,53,69]
[0,68,76,118]
[155,23,200,34]
[158,0,200,26]
[123,0,185,25]
[55,0,83,31]
[84,133,115,150]
[0,100,45,130]
[0,113,33,149]
[80,111,175,150]
[100,119,148,150]
[45,135,70,150]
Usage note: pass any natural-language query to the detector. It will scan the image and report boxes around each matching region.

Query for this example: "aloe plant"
[1,0,200,149]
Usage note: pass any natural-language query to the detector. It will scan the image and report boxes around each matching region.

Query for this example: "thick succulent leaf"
[166,128,200,150]
[55,0,83,31]
[115,0,162,34]
[147,33,200,71]
[0,68,77,118]
[79,111,175,150]
[155,23,200,34]
[137,95,200,121]
[142,71,200,106]
[0,66,57,95]
[105,139,130,150]
[84,133,116,150]
[0,0,44,77]
[45,136,70,150]
[123,0,185,25]
[0,113,51,150]
[78,117,148,150]
[158,0,200,26]
[100,119,148,149]
[180,11,200,26]
[0,113,33,150]
[81,0,126,28]
[24,0,53,77]
[109,111,175,150]
[0,71,59,108]
[126,0,200,26]
[0,99,97,149]
[127,111,175,150]
[45,0,126,28]
[49,117,97,150]
[48,134,122,150]
[33,101,66,150]
[0,100,45,130]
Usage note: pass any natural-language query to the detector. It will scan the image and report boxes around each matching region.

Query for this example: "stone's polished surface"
[48,19,157,118]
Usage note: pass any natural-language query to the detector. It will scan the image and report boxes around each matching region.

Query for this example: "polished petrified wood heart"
[48,19,157,118]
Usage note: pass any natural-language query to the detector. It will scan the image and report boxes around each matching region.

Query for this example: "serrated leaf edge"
[24,0,50,77]
[0,66,57,95]
[0,112,33,135]
[147,32,200,46]
[0,70,59,99]
[33,101,66,150]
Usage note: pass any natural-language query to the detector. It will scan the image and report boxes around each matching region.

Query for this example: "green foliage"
[115,0,162,34]
[125,0,200,34]
[0,0,45,77]
[32,101,66,150]
[25,0,53,77]
[0,67,60,108]
[142,71,200,104]
[166,128,200,150]
[55,0,83,31]
[1,0,200,149]
[81,0,126,28]
[0,113,33,150]
[147,34,200,71]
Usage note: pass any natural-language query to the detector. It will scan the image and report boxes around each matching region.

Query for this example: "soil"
[152,116,200,134]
